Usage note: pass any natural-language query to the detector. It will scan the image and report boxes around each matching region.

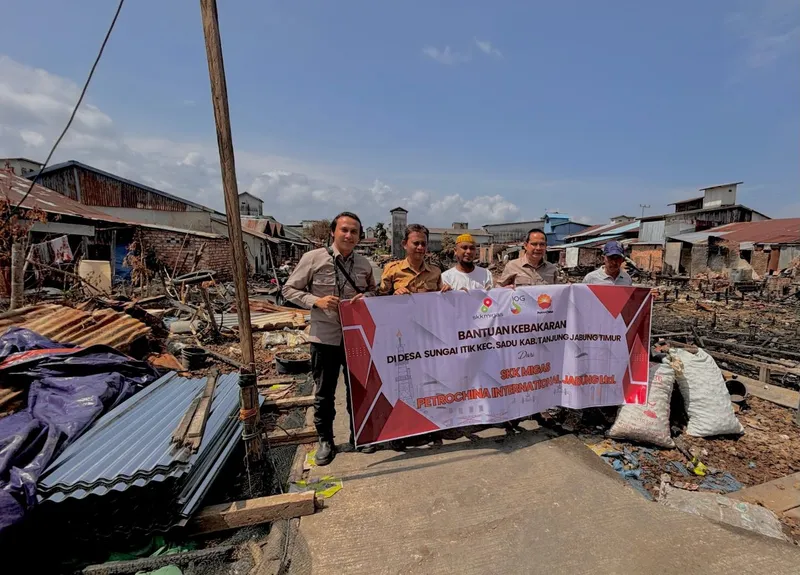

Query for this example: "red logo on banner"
[537,294,552,309]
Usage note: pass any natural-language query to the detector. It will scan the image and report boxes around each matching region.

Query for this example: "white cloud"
[19,129,45,147]
[422,45,471,65]
[0,54,521,227]
[474,38,503,59]
[183,99,196,106]
[726,0,800,69]
[246,172,519,225]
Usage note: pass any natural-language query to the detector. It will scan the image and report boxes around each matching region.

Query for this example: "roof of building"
[550,234,624,250]
[640,204,769,222]
[551,221,591,230]
[668,196,704,206]
[35,160,221,215]
[137,222,226,239]
[1,157,42,164]
[563,220,640,240]
[428,227,492,237]
[544,212,570,219]
[699,181,743,190]
[242,216,283,237]
[669,218,800,245]
[238,191,263,202]
[390,206,408,213]
[482,219,544,229]
[0,169,122,222]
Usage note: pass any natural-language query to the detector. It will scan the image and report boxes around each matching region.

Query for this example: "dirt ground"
[569,395,800,543]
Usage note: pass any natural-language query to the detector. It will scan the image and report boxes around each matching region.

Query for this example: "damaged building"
[664,218,800,289]
[549,218,641,269]
[634,182,770,274]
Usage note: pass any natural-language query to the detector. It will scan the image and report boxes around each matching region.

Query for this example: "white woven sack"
[609,361,676,448]
[671,348,744,437]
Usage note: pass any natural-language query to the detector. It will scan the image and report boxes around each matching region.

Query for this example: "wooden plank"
[171,396,201,446]
[705,349,800,375]
[265,426,318,446]
[257,376,299,387]
[185,368,219,451]
[263,395,315,410]
[729,473,800,513]
[720,370,800,410]
[187,491,316,535]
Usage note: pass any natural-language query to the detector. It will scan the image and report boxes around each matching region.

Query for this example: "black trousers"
[310,342,354,442]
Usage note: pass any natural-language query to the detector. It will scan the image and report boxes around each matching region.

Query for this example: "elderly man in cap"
[582,241,632,286]
[442,233,493,290]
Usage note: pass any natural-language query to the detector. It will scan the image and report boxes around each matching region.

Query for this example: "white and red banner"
[340,285,652,446]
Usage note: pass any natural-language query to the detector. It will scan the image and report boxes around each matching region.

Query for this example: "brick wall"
[690,244,709,276]
[578,248,602,268]
[139,228,234,280]
[630,245,663,272]
[750,248,769,277]
[766,276,793,294]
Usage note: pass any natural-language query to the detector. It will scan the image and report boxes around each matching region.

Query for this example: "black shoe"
[315,439,336,466]
[358,444,377,454]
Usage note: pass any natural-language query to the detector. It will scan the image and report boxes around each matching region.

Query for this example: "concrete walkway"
[288,387,800,575]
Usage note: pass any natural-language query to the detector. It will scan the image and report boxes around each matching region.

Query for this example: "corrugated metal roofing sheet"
[705,218,800,244]
[550,234,624,249]
[214,310,308,331]
[38,371,242,507]
[0,169,122,222]
[666,231,718,245]
[36,161,220,214]
[0,304,150,351]
[563,220,640,240]
[668,218,800,245]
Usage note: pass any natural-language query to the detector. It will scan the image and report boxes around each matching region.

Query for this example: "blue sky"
[0,0,798,225]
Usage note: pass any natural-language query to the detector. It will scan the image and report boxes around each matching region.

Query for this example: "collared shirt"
[379,258,442,295]
[582,267,633,286]
[498,257,560,287]
[282,246,376,345]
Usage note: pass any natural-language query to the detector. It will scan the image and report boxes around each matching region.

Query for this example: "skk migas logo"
[474,297,503,320]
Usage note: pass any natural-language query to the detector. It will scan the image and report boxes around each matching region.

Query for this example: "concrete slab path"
[288,382,800,575]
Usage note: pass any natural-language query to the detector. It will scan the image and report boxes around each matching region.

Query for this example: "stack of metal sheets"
[36,370,248,537]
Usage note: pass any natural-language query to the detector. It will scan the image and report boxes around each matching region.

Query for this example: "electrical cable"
[1,0,125,231]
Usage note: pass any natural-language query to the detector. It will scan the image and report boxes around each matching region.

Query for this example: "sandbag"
[670,347,744,437]
[609,361,676,448]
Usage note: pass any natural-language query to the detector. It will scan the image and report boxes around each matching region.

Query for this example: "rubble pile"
[1,248,798,570]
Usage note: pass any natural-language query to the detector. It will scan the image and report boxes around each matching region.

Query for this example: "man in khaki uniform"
[282,212,377,465]
[497,228,559,433]
[379,224,450,449]
[379,224,448,295]
[498,228,559,287]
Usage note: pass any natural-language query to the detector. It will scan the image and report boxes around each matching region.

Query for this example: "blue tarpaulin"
[0,327,157,536]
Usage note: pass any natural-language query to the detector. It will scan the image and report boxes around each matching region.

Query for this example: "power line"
[2,0,126,231]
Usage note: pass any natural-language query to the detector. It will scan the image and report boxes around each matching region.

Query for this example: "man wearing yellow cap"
[442,233,493,290]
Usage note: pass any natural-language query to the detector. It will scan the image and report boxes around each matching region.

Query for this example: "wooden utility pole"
[199,0,263,461]
[10,241,25,310]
